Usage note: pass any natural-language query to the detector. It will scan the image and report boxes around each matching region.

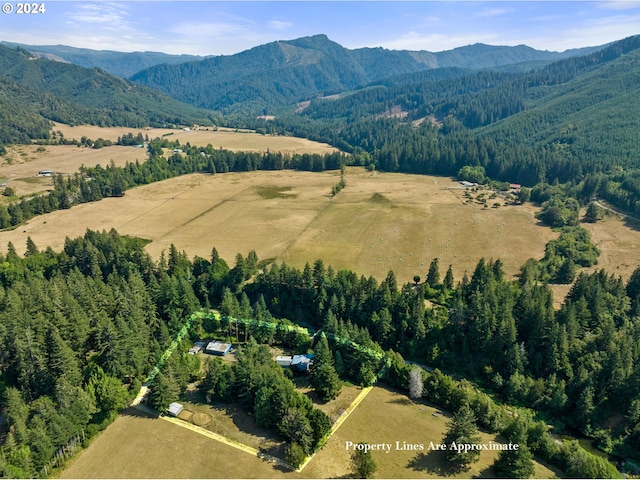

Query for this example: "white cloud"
[65,3,130,27]
[596,1,640,11]
[268,20,293,30]
[381,31,502,51]
[478,8,511,17]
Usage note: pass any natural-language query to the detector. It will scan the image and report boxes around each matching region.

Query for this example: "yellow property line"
[140,385,374,474]
[296,385,373,472]
[160,414,295,471]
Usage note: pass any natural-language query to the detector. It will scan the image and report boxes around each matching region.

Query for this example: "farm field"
[51,122,338,155]
[547,210,640,308]
[0,144,145,197]
[304,385,560,479]
[0,168,557,284]
[61,386,560,479]
[59,408,298,479]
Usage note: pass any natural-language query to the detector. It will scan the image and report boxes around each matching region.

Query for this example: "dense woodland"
[2,33,640,479]
[0,229,638,477]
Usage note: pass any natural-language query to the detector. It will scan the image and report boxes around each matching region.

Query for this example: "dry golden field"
[51,123,337,155]
[61,387,559,479]
[304,386,559,479]
[0,168,556,284]
[0,144,145,197]
[59,408,298,479]
[548,209,640,308]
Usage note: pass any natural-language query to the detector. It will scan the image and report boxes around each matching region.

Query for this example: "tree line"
[0,138,350,231]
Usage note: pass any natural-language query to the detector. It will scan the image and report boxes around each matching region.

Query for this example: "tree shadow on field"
[121,406,159,419]
[388,397,413,406]
[407,450,460,477]
[475,465,498,478]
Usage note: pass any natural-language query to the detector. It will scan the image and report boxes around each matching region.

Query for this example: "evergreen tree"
[492,444,535,478]
[147,370,180,412]
[442,403,482,471]
[426,258,440,288]
[351,443,378,478]
[311,333,342,401]
[444,264,455,290]
[583,202,602,223]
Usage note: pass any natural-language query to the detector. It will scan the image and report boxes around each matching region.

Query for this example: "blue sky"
[1,1,639,55]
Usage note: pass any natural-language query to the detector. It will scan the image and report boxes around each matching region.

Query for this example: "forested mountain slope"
[244,35,640,186]
[0,45,216,137]
[479,38,640,171]
[0,41,206,78]
[130,34,600,114]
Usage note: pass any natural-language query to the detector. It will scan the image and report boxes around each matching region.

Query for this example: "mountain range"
[129,34,603,113]
[0,44,217,144]
[2,35,603,115]
[1,32,639,182]
[0,41,206,78]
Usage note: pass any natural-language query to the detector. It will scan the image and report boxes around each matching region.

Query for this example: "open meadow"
[0,144,145,197]
[547,208,640,308]
[59,408,298,479]
[304,385,560,479]
[61,386,560,479]
[51,123,337,155]
[0,168,557,284]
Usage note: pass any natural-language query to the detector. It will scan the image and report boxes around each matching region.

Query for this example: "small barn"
[205,340,232,356]
[276,355,293,367]
[168,402,183,417]
[188,341,206,355]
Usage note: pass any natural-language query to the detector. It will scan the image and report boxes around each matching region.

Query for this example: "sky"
[1,1,639,56]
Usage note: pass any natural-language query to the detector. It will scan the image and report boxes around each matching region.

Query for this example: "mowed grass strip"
[0,169,557,284]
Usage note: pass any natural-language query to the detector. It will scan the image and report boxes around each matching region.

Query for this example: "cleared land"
[0,144,145,197]
[0,168,556,283]
[548,209,640,308]
[304,385,559,479]
[60,408,298,479]
[61,386,559,479]
[51,123,337,155]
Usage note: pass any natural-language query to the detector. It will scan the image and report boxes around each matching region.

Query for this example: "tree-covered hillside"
[130,34,600,114]
[0,42,206,78]
[1,227,637,477]
[0,44,217,137]
[234,35,640,187]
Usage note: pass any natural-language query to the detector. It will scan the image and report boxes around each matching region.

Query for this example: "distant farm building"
[205,341,232,356]
[168,402,184,417]
[188,341,206,355]
[510,184,522,191]
[460,181,477,187]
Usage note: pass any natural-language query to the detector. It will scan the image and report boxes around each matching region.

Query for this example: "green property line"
[136,309,392,472]
[145,309,388,387]
[143,310,213,385]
